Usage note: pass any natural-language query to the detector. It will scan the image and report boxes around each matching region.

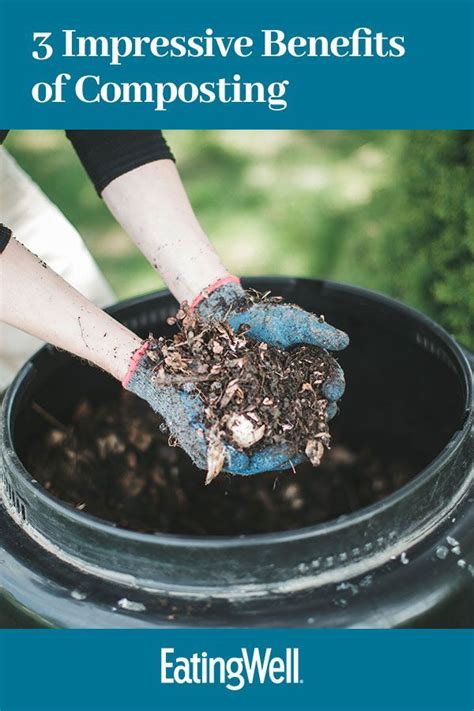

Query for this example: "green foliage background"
[5,130,473,348]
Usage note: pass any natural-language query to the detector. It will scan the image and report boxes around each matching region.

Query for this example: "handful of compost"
[124,283,349,482]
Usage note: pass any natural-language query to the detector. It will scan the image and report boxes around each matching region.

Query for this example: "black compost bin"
[1,278,473,628]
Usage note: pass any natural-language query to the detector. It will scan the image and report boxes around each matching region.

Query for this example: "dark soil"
[25,391,419,536]
[147,302,335,481]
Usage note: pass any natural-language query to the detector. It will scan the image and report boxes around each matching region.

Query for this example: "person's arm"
[67,130,229,303]
[0,231,142,382]
[102,159,229,302]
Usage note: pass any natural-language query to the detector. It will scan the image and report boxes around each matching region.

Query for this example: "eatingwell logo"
[161,647,301,691]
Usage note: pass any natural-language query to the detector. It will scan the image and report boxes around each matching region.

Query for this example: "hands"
[124,278,349,477]
[124,350,308,476]
[104,162,350,476]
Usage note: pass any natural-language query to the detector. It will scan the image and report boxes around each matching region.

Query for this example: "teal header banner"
[1,629,473,710]
[0,0,473,128]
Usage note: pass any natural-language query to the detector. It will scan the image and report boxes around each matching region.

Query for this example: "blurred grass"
[4,130,396,300]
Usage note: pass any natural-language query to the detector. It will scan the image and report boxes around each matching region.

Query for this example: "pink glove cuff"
[121,340,150,388]
[189,275,241,311]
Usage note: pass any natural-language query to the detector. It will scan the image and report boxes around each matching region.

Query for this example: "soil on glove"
[146,300,336,482]
[25,391,421,536]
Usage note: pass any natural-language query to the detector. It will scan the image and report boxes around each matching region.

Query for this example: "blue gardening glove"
[124,278,349,477]
[124,349,308,477]
[123,350,249,475]
[197,280,348,406]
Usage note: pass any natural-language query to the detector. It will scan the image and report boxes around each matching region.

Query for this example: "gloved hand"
[123,277,349,476]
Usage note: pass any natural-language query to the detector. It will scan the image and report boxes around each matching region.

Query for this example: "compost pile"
[146,299,336,482]
[26,391,418,535]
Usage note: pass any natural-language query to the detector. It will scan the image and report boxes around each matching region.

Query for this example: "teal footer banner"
[0,629,473,710]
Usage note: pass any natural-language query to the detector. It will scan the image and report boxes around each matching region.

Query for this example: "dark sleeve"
[0,224,13,253]
[0,130,9,144]
[66,130,175,195]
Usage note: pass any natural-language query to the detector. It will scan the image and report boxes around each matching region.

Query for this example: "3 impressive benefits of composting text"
[31,28,406,112]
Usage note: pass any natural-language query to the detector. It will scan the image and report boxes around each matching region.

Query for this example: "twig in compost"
[31,401,69,432]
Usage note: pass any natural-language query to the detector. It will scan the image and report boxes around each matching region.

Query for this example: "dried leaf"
[305,439,325,466]
[205,434,226,485]
[220,379,240,408]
